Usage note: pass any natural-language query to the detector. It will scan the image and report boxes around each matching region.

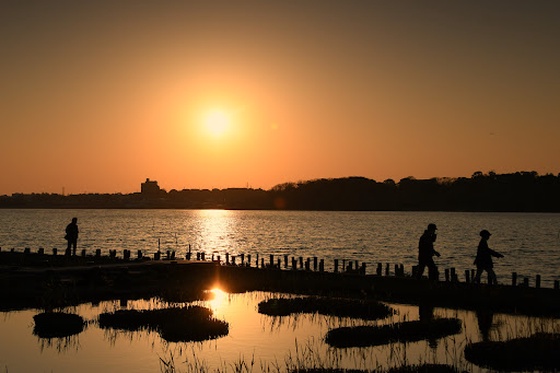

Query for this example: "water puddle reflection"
[1,290,559,372]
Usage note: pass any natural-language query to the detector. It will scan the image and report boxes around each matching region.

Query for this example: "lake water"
[1,209,560,286]
[1,209,560,372]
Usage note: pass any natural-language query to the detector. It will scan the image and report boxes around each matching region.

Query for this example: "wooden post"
[305,258,310,271]
[319,259,324,272]
[96,249,101,257]
[445,268,450,282]
[361,262,366,275]
[465,270,470,283]
[292,257,297,270]
[554,280,559,290]
[512,272,517,287]
[284,255,288,268]
[376,263,382,276]
[313,257,318,271]
[523,277,529,287]
[261,258,265,268]
[38,247,44,255]
[53,248,58,256]
[277,258,281,268]
[334,259,339,273]
[226,253,230,265]
[256,254,259,268]
[247,254,251,267]
[137,250,143,259]
[201,252,205,261]
[240,253,245,265]
[299,256,303,269]
[270,254,274,267]
[347,261,353,272]
[536,275,541,289]
[216,255,221,264]
[451,268,456,282]
[385,263,390,277]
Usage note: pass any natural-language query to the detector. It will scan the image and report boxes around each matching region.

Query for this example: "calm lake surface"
[1,209,560,372]
[1,209,560,286]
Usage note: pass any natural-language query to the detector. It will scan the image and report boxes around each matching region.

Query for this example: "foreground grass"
[258,296,394,320]
[464,332,560,371]
[293,365,464,372]
[325,318,462,348]
[99,305,229,342]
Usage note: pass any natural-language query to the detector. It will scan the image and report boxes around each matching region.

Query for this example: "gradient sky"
[1,1,559,195]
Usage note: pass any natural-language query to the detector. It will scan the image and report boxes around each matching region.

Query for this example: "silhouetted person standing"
[474,230,503,285]
[65,217,79,256]
[416,223,440,280]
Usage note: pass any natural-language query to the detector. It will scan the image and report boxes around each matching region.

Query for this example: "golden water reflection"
[2,291,560,372]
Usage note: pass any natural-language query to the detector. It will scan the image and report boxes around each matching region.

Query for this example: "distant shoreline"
[2,172,559,212]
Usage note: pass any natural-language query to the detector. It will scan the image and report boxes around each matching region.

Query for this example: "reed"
[325,319,462,348]
[464,332,560,371]
[258,296,394,320]
[99,305,229,342]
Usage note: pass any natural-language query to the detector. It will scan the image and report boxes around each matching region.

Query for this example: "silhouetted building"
[141,178,161,197]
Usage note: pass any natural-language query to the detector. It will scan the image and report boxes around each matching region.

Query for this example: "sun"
[203,109,231,137]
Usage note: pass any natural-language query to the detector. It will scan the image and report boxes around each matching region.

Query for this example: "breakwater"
[2,248,560,318]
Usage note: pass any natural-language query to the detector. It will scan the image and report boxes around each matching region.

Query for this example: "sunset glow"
[0,1,558,195]
[202,109,231,138]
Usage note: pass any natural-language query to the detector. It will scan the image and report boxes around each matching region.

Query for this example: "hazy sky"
[1,1,559,195]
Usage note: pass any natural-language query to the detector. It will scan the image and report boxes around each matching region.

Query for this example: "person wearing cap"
[474,229,504,285]
[416,223,440,280]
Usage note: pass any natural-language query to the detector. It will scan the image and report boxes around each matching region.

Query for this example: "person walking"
[65,217,79,256]
[416,223,440,280]
[474,229,504,285]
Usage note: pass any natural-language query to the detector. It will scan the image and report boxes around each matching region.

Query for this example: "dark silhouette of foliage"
[1,171,559,211]
[465,333,560,371]
[33,312,85,338]
[98,305,229,342]
[258,296,394,319]
[325,318,462,348]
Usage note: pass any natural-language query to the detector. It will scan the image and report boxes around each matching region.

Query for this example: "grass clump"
[464,332,560,371]
[325,318,462,348]
[98,305,228,342]
[258,296,394,320]
[292,364,463,372]
[33,312,85,338]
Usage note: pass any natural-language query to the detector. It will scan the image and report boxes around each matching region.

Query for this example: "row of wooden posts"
[3,246,558,289]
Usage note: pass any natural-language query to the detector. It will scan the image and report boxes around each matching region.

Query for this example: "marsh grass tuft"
[99,305,229,342]
[325,319,462,348]
[291,364,463,372]
[258,296,394,320]
[32,311,85,338]
[464,332,560,371]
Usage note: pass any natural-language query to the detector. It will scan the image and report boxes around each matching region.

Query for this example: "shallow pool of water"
[1,288,559,372]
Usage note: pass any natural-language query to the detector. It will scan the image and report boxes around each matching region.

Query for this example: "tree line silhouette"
[1,171,559,212]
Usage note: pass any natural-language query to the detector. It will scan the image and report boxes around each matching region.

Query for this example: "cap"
[480,229,491,237]
[427,223,437,231]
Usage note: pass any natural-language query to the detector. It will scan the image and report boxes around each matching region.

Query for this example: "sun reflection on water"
[209,287,227,312]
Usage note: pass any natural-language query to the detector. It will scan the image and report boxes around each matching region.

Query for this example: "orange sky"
[1,1,559,195]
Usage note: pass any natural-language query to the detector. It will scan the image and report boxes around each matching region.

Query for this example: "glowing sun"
[203,109,231,137]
